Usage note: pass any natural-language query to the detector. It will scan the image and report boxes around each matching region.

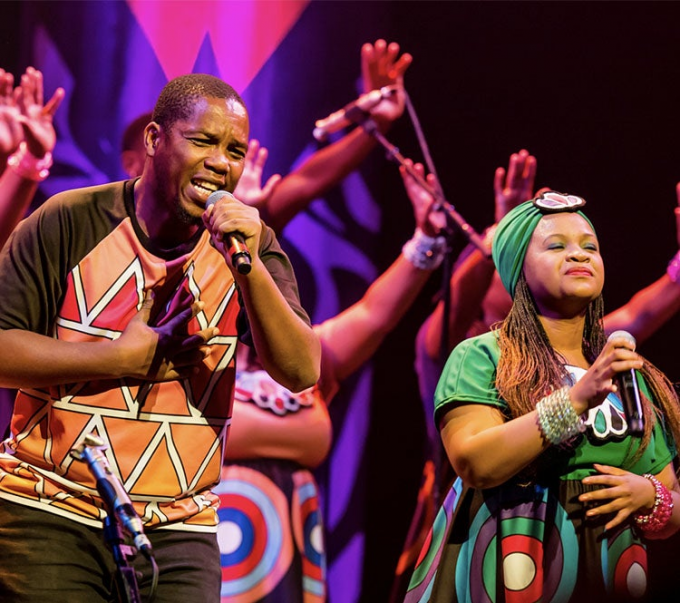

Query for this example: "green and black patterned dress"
[405,331,676,603]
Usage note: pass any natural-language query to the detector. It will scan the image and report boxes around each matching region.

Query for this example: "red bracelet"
[633,473,674,533]
[7,142,53,182]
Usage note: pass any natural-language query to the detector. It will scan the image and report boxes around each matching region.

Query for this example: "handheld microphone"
[607,330,644,436]
[313,85,398,141]
[71,434,153,556]
[206,190,252,275]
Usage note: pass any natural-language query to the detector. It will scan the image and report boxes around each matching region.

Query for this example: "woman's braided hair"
[495,273,680,463]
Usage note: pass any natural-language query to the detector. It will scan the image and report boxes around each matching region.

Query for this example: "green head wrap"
[491,191,594,297]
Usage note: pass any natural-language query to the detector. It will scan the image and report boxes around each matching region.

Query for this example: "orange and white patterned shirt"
[0,179,309,533]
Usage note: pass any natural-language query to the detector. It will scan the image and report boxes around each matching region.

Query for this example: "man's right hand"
[114,290,218,381]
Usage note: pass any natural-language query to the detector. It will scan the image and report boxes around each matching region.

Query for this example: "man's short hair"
[152,74,245,130]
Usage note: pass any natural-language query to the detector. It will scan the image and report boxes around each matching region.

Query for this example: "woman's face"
[522,212,604,317]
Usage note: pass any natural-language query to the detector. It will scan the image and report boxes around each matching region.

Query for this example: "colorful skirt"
[406,477,656,603]
[214,459,325,603]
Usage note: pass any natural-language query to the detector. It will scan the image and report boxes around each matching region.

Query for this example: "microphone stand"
[355,114,488,508]
[104,514,144,603]
[71,435,144,603]
[356,115,490,259]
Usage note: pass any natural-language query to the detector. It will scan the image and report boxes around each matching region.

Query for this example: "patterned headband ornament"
[533,191,586,213]
[492,192,594,297]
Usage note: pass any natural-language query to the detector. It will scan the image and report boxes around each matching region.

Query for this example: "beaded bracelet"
[402,228,448,271]
[7,141,53,182]
[633,473,674,533]
[668,250,680,285]
[536,386,585,445]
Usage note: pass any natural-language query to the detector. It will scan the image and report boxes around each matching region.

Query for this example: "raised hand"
[114,290,218,381]
[493,149,537,223]
[578,463,656,531]
[0,68,22,159]
[361,39,413,126]
[400,159,446,237]
[15,66,64,159]
[232,139,282,213]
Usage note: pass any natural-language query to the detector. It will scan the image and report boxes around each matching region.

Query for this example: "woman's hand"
[579,463,655,531]
[16,66,64,159]
[399,159,446,236]
[569,333,643,414]
[0,68,22,159]
[232,139,282,213]
[361,39,412,127]
[493,149,536,223]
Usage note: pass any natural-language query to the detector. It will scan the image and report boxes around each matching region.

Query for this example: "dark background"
[2,2,680,601]
[346,2,680,599]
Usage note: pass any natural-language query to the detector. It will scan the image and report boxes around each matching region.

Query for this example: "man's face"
[147,96,249,226]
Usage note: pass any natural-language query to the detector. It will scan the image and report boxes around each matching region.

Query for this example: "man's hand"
[114,291,218,381]
[202,192,264,275]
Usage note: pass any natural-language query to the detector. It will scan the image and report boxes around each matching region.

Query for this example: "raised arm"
[314,160,444,387]
[0,67,64,246]
[203,194,321,392]
[603,189,680,343]
[234,39,412,233]
[419,149,536,362]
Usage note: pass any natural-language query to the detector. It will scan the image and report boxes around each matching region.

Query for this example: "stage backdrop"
[3,2,680,602]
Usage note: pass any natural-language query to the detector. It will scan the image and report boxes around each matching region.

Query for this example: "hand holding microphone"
[608,330,644,436]
[205,190,252,275]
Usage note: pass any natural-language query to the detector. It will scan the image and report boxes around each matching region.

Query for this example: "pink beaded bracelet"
[633,473,674,533]
[7,141,53,182]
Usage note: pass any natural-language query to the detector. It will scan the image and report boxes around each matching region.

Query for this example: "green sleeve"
[434,331,504,425]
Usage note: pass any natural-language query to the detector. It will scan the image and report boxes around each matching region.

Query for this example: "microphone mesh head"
[206,190,234,207]
[607,330,636,350]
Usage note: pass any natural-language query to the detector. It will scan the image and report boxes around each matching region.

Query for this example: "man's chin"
[174,203,203,227]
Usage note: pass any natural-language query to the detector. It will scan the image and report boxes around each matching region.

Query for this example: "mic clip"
[70,433,153,555]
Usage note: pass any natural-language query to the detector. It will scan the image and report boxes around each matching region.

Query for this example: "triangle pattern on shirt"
[57,256,145,340]
[122,422,186,496]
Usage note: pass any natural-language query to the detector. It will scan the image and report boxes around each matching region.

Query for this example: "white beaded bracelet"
[667,250,680,285]
[536,386,585,445]
[7,141,53,182]
[402,228,448,270]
